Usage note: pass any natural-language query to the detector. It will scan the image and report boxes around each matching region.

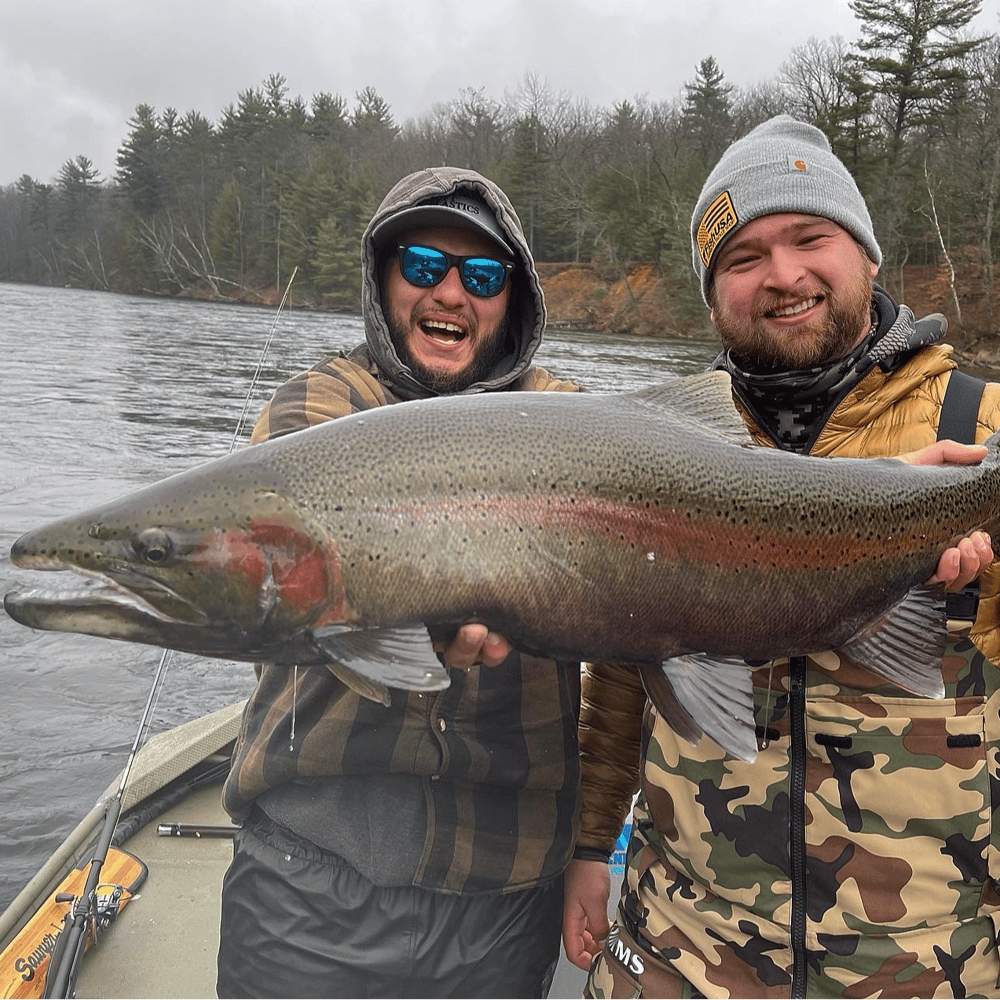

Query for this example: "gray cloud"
[1,0,996,186]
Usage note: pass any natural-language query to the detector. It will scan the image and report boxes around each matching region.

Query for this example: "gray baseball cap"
[371,189,513,256]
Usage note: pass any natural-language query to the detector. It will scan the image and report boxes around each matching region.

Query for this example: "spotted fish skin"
[6,372,1000,759]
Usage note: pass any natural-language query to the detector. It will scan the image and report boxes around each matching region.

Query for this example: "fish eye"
[132,528,174,565]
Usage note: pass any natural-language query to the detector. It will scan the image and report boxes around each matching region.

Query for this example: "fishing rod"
[42,268,298,999]
[156,822,239,838]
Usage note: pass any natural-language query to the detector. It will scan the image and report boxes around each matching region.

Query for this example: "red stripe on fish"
[377,494,919,572]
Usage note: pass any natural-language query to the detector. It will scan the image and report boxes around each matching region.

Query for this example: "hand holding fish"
[435,624,511,667]
[901,439,988,467]
[927,531,993,592]
[899,440,995,591]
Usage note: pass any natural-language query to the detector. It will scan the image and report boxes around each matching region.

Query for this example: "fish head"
[5,465,348,662]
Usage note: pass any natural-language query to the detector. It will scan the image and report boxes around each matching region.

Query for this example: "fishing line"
[759,660,776,751]
[118,266,302,792]
[233,267,299,451]
[289,664,298,751]
[44,269,299,999]
[119,266,300,802]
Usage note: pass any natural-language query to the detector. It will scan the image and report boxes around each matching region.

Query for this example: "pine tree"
[56,155,101,241]
[352,87,397,136]
[590,101,650,265]
[308,92,350,145]
[116,104,164,217]
[313,214,361,307]
[210,179,249,285]
[823,57,880,188]
[169,110,218,228]
[497,113,548,256]
[681,56,736,163]
[849,0,987,155]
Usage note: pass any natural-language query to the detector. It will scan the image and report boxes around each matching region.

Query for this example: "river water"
[0,282,717,911]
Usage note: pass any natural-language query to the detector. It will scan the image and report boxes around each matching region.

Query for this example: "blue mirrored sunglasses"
[397,245,514,298]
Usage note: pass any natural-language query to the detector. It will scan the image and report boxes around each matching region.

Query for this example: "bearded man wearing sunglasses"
[216,167,583,999]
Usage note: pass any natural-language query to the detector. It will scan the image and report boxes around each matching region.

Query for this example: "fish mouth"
[5,566,313,666]
[4,566,208,632]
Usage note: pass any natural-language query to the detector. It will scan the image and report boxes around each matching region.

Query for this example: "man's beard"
[388,309,513,393]
[713,259,874,370]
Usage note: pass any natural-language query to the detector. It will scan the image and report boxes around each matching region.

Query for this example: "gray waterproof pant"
[216,809,564,998]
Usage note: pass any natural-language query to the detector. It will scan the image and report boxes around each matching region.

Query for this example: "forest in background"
[1,0,998,343]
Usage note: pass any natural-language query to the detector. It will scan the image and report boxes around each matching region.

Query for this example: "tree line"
[1,0,997,339]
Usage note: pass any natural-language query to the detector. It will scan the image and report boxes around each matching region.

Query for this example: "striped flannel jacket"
[223,346,585,893]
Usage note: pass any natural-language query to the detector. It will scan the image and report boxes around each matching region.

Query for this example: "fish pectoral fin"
[657,654,759,762]
[314,624,451,693]
[837,585,948,698]
[325,661,393,707]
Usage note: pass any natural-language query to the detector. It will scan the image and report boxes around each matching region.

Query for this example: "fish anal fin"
[838,585,947,698]
[657,654,759,762]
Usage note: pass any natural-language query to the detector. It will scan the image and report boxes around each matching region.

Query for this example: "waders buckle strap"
[938,369,987,623]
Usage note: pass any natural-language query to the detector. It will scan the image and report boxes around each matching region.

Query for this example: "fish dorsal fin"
[631,371,753,446]
[658,653,759,762]
[838,586,947,698]
[314,624,452,692]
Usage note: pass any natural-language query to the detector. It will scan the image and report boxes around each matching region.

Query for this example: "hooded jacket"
[581,295,1000,997]
[250,168,573,443]
[360,165,547,398]
[226,168,582,895]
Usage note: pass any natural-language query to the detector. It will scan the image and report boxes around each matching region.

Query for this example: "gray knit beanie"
[691,115,881,302]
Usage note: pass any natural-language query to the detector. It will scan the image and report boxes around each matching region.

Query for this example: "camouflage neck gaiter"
[721,317,879,453]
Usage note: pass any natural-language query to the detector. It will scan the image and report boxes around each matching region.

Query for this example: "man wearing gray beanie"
[565,116,1000,998]
[691,115,882,304]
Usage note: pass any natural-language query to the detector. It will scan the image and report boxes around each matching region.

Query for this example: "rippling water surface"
[0,281,716,909]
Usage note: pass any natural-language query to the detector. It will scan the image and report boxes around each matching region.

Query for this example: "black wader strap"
[937,369,987,621]
[937,370,985,445]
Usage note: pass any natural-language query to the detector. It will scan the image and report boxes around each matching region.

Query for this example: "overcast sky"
[2,0,999,187]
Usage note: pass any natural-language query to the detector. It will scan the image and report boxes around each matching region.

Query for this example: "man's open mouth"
[420,320,467,344]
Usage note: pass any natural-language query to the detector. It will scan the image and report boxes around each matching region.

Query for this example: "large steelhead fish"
[6,372,1000,761]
